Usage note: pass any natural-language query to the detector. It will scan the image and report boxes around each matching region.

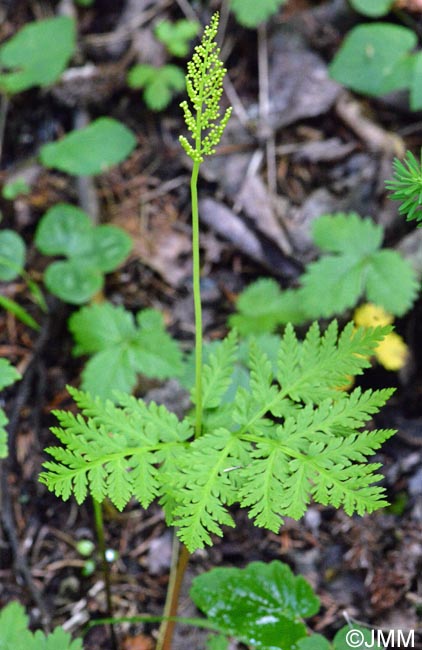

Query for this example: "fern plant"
[39,13,396,648]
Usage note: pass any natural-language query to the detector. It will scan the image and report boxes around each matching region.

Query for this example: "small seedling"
[39,117,136,176]
[69,302,184,399]
[0,359,21,458]
[127,64,185,111]
[35,203,132,304]
[155,19,200,57]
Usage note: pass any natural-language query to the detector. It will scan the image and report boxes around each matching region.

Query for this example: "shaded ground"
[0,1,421,649]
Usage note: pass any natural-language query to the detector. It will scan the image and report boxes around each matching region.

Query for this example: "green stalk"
[92,498,118,650]
[191,159,203,438]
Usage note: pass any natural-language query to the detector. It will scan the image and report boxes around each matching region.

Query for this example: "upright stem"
[156,158,203,650]
[92,498,118,650]
[191,159,203,438]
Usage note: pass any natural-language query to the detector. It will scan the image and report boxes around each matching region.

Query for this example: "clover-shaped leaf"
[35,203,132,304]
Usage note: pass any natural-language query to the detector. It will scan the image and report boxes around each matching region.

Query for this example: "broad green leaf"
[35,204,93,257]
[190,561,318,649]
[69,303,183,399]
[230,0,287,27]
[44,259,103,304]
[329,24,416,97]
[0,230,25,280]
[0,17,75,94]
[205,635,229,650]
[229,279,306,335]
[155,20,199,57]
[39,118,137,176]
[349,0,394,17]
[128,64,185,111]
[90,225,132,272]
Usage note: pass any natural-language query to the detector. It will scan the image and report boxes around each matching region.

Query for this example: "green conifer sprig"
[386,150,422,224]
[179,13,232,162]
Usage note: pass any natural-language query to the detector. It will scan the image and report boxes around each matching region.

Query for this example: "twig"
[156,536,190,650]
[174,0,199,23]
[74,109,100,224]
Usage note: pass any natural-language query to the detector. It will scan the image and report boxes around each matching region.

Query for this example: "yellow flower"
[353,303,408,371]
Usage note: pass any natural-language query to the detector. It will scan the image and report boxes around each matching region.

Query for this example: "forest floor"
[0,1,421,649]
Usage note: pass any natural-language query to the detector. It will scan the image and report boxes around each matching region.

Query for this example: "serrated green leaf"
[0,230,25,280]
[0,601,83,650]
[365,249,418,315]
[44,259,103,304]
[69,303,183,399]
[197,329,238,409]
[0,17,75,94]
[39,118,136,175]
[329,24,416,97]
[191,561,318,649]
[301,213,417,318]
[155,20,199,57]
[349,0,394,17]
[230,0,287,28]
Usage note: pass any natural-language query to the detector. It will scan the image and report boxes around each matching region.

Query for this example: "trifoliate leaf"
[301,213,418,318]
[230,0,287,28]
[128,64,185,111]
[0,17,75,94]
[329,23,416,97]
[0,230,25,281]
[69,303,183,399]
[39,118,136,176]
[155,20,199,57]
[190,561,318,649]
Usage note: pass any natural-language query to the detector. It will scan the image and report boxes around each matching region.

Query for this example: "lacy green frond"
[39,389,191,510]
[40,324,395,552]
[179,12,232,162]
